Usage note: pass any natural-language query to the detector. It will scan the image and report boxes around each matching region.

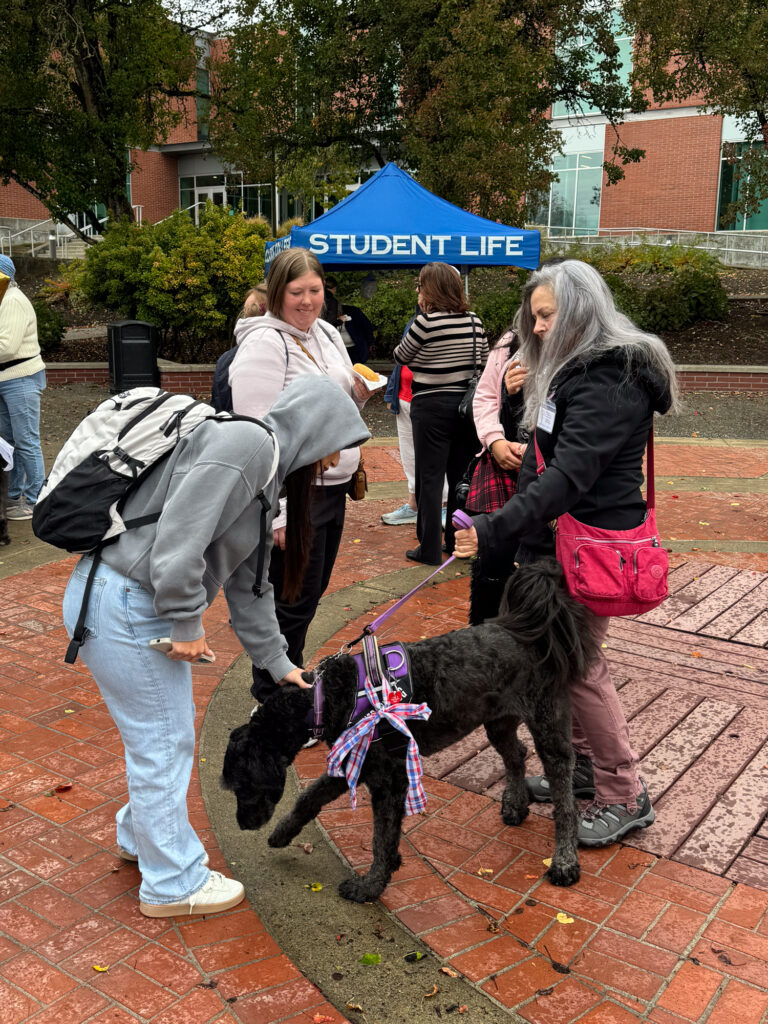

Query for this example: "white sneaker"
[381,503,417,526]
[118,845,209,868]
[140,870,245,917]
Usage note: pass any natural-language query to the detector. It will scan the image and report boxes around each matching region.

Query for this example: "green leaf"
[359,953,382,966]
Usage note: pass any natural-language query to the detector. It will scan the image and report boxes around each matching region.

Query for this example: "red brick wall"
[601,115,723,231]
[166,95,199,145]
[45,364,768,393]
[129,150,180,223]
[0,180,50,220]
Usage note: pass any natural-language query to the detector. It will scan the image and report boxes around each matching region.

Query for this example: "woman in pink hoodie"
[230,249,370,705]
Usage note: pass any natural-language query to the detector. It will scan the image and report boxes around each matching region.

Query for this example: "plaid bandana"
[327,668,431,815]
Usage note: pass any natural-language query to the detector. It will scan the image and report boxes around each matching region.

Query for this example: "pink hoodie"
[472,331,519,450]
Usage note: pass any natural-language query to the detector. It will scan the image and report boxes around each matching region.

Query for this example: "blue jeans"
[63,558,209,905]
[0,369,46,503]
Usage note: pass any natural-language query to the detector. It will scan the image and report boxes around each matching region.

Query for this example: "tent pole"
[460,264,469,298]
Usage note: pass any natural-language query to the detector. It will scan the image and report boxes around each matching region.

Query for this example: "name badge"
[537,399,557,433]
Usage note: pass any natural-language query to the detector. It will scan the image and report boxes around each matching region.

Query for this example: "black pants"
[411,390,479,563]
[251,482,348,702]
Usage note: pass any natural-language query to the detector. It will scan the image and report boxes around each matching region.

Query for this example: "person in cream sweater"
[0,255,46,521]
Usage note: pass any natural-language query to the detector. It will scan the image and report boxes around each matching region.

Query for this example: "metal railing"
[544,226,768,269]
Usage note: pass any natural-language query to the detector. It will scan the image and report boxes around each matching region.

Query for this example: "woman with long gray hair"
[455,259,680,848]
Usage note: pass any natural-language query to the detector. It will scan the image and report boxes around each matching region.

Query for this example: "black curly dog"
[222,558,599,903]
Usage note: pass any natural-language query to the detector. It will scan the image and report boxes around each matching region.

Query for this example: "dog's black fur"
[223,558,599,903]
[0,457,9,547]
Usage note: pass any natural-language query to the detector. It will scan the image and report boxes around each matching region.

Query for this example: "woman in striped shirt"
[393,263,489,565]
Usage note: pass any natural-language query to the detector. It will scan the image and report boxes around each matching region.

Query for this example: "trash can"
[107,320,160,393]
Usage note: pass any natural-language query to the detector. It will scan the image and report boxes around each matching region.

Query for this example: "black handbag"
[458,315,480,423]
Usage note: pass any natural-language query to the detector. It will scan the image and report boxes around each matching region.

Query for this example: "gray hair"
[516,260,680,430]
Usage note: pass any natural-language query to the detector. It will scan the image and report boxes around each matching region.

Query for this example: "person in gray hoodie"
[62,376,370,919]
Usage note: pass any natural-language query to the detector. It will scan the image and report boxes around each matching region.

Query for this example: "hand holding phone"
[149,638,216,664]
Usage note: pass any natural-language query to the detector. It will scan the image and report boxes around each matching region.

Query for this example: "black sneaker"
[577,782,655,847]
[526,754,595,802]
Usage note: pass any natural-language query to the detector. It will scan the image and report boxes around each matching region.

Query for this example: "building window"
[179,176,195,211]
[552,11,632,120]
[544,150,603,236]
[196,67,211,142]
[718,143,768,231]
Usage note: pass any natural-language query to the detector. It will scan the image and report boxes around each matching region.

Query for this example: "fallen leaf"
[556,912,574,925]
[542,858,552,868]
[458,1007,468,1014]
[64,709,75,715]
[600,642,608,649]
[404,951,426,962]
[698,521,710,526]
[300,842,313,854]
[691,651,703,658]
[440,967,459,978]
[346,1003,363,1013]
[304,882,323,891]
[359,953,381,965]
[313,1016,335,1023]
[476,867,493,877]
[53,783,72,794]
[92,965,109,972]
[730,502,740,506]
[525,874,539,879]
[423,984,439,998]
[353,539,361,544]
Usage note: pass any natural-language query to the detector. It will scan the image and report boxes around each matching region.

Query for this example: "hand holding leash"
[452,509,478,559]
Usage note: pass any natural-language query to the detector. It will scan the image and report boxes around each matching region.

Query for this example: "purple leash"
[365,509,474,634]
[310,510,473,741]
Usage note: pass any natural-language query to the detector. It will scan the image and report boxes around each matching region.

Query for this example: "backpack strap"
[251,492,271,598]
[64,549,103,664]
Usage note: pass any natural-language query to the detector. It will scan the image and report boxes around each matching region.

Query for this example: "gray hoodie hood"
[263,375,370,478]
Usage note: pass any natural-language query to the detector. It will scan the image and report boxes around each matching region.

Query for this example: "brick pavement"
[0,437,765,1022]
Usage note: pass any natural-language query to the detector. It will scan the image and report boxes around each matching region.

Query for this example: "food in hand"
[353,363,379,382]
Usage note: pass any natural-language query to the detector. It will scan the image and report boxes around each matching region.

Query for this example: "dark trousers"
[251,483,347,702]
[411,390,479,563]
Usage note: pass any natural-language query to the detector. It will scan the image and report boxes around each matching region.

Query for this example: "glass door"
[194,187,226,223]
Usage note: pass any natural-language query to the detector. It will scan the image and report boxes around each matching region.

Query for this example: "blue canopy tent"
[264,163,540,274]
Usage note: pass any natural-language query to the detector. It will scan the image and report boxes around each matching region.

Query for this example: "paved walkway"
[0,436,766,1022]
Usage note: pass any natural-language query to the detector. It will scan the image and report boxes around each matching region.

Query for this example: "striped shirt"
[393,312,488,397]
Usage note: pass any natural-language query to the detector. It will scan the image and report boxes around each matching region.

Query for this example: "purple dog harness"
[325,634,431,815]
[310,510,473,816]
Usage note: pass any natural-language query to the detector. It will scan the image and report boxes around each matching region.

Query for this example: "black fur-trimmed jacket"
[473,348,672,567]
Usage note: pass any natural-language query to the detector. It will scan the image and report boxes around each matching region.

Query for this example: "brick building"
[2,27,766,241]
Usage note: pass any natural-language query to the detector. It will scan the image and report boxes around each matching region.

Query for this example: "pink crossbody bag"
[534,428,668,617]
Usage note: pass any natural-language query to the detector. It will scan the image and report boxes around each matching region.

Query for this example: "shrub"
[554,242,728,333]
[32,300,65,353]
[78,204,269,360]
[356,281,419,358]
[275,217,305,238]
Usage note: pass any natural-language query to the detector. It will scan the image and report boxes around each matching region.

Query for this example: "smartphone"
[149,638,216,664]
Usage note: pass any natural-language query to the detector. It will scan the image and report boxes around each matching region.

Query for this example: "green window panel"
[718,143,768,231]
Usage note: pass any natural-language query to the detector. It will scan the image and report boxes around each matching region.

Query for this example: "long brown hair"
[417,262,468,315]
[281,461,316,601]
[266,249,325,320]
